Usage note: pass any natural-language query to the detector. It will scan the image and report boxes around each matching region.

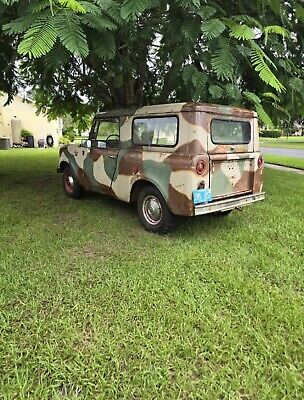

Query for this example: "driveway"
[261,147,304,158]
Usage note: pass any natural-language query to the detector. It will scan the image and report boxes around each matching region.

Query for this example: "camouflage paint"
[58,102,264,216]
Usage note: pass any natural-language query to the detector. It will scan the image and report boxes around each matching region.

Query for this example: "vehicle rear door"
[207,114,256,199]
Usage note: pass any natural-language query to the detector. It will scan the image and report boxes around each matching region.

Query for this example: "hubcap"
[65,173,74,193]
[142,195,162,225]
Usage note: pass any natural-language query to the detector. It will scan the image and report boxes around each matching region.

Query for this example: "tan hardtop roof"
[95,102,256,119]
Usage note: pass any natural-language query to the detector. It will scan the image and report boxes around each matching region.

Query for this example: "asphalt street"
[261,147,304,158]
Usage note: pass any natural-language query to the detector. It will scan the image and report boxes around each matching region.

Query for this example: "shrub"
[20,129,33,138]
[59,136,71,145]
[260,130,281,138]
[62,127,76,142]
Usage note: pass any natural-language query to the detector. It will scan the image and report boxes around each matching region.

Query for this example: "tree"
[0,0,304,127]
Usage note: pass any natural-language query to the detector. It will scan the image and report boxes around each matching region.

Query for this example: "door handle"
[109,155,117,159]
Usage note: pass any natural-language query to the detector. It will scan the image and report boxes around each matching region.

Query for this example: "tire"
[46,135,54,147]
[62,165,84,199]
[137,185,175,233]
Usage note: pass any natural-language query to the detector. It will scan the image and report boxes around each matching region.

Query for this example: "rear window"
[211,119,251,144]
[132,116,178,147]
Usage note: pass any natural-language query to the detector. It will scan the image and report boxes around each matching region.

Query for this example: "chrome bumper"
[194,192,265,216]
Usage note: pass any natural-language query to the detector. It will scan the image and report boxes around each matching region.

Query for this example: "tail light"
[257,156,264,169]
[196,160,206,175]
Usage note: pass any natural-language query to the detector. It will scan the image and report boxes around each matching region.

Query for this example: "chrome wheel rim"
[65,173,74,193]
[142,195,162,225]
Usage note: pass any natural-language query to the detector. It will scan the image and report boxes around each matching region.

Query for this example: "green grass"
[260,136,304,150]
[264,154,304,170]
[0,149,304,399]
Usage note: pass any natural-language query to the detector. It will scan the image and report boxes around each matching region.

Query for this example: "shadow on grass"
[1,165,239,239]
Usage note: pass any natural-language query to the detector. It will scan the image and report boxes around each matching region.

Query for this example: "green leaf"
[230,24,255,40]
[120,0,159,21]
[225,83,241,100]
[3,14,37,34]
[58,0,87,13]
[209,85,224,98]
[231,15,262,29]
[82,14,117,30]
[201,19,226,40]
[249,41,285,92]
[56,13,89,57]
[262,92,280,102]
[197,6,216,20]
[181,20,201,40]
[17,16,57,58]
[295,3,304,21]
[94,0,122,23]
[243,91,274,127]
[289,77,304,94]
[264,25,290,45]
[93,31,116,60]
[43,41,70,70]
[211,40,237,81]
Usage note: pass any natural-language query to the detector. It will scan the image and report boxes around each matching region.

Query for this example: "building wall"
[0,95,62,147]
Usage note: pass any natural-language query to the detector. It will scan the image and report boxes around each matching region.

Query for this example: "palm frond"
[230,24,255,40]
[197,6,216,20]
[56,13,89,57]
[43,40,70,70]
[243,90,274,127]
[120,0,159,21]
[249,41,285,92]
[264,25,290,45]
[82,14,116,30]
[231,15,262,28]
[201,19,226,40]
[3,13,37,34]
[58,0,87,13]
[94,0,122,23]
[18,16,57,58]
[209,84,224,98]
[211,39,237,81]
[92,31,116,60]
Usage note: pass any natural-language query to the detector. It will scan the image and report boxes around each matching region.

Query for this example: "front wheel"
[62,165,84,199]
[137,186,175,233]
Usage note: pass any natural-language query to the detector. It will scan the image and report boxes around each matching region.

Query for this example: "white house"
[0,93,62,147]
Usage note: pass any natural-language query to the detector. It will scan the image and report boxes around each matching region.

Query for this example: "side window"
[133,116,178,147]
[90,118,120,148]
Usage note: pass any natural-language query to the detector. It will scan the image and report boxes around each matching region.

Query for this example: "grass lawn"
[264,154,304,170]
[0,149,303,399]
[260,136,304,150]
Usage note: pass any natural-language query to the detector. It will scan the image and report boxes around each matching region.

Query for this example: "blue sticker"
[192,189,213,205]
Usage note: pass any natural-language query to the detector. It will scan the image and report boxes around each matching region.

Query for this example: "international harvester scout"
[58,103,265,232]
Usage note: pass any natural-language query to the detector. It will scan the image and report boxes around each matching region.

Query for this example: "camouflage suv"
[58,103,265,232]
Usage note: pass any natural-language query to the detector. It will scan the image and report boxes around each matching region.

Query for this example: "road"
[261,147,304,159]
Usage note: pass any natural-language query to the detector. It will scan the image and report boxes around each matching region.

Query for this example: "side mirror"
[81,139,91,148]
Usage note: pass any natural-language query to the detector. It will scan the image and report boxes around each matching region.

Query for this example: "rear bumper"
[194,192,265,216]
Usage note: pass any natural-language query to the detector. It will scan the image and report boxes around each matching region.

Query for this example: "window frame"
[210,118,252,145]
[132,115,179,148]
[89,117,121,146]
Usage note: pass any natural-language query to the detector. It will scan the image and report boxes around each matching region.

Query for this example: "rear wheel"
[137,186,175,233]
[62,165,83,199]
